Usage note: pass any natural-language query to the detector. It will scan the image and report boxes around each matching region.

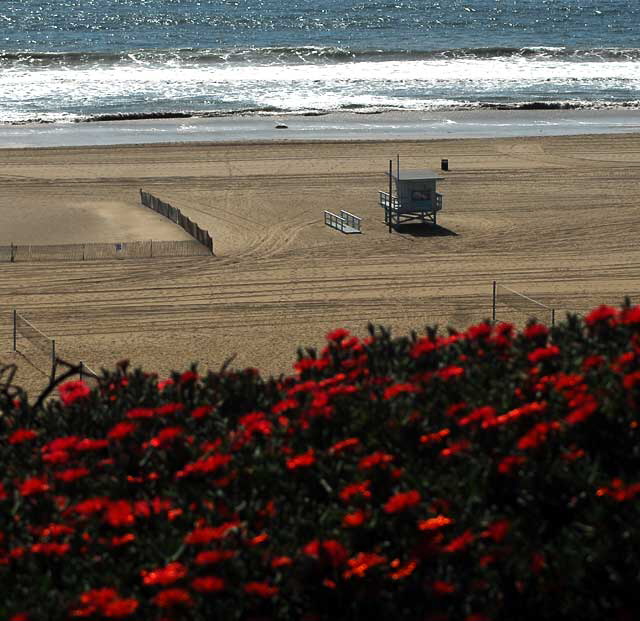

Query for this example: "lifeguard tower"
[379,167,444,228]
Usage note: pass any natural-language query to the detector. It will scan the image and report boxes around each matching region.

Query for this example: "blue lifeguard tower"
[379,168,444,228]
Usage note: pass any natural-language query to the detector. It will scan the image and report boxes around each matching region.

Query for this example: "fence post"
[13,309,17,351]
[10,243,15,262]
[492,280,497,323]
[150,239,153,258]
[388,160,393,234]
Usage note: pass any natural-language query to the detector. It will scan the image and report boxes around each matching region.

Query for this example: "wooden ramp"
[324,210,362,234]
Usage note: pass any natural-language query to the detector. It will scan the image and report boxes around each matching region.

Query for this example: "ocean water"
[1,0,640,124]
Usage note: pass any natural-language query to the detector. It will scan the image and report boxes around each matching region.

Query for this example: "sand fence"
[0,191,214,263]
[140,190,214,253]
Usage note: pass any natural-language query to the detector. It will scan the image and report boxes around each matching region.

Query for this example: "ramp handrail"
[324,210,345,232]
[379,191,400,210]
[340,210,361,231]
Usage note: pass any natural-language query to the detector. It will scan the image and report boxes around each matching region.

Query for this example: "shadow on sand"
[392,223,458,237]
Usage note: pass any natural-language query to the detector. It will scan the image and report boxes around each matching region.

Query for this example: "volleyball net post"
[492,282,556,327]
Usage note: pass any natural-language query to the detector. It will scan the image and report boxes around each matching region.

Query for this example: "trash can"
[441,159,449,171]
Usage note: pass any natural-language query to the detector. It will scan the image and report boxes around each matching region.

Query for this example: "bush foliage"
[2,304,640,621]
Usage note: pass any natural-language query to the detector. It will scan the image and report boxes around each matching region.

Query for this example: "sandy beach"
[1,132,640,395]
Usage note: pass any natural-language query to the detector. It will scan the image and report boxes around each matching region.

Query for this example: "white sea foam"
[1,55,639,123]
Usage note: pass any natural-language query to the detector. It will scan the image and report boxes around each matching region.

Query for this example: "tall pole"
[13,309,17,351]
[492,280,497,323]
[51,339,56,381]
[388,159,393,234]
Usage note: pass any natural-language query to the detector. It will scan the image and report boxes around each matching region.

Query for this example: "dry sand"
[1,134,640,396]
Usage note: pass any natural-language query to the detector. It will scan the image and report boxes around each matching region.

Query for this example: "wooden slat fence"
[140,190,214,254]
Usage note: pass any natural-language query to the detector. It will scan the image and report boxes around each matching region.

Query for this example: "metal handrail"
[340,210,361,231]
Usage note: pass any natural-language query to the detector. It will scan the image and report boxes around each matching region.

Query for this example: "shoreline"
[2,109,640,149]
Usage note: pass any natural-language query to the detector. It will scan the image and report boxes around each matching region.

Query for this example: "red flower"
[103,598,139,618]
[342,509,367,528]
[327,328,350,342]
[621,305,640,325]
[194,549,237,565]
[78,588,119,609]
[58,380,91,406]
[585,304,618,326]
[562,447,586,461]
[248,532,269,546]
[582,355,605,371]
[157,378,174,391]
[419,428,451,444]
[343,552,387,579]
[179,370,198,383]
[432,580,456,595]
[523,323,549,341]
[528,345,560,365]
[153,588,193,608]
[329,437,361,454]
[358,451,394,470]
[192,576,225,593]
[243,581,279,598]
[516,421,561,450]
[566,395,598,424]
[383,490,421,514]
[498,455,526,474]
[175,454,232,479]
[155,403,184,416]
[41,450,71,465]
[110,533,136,547]
[107,422,137,441]
[30,542,70,556]
[184,521,240,544]
[55,467,90,484]
[142,562,188,586]
[42,435,80,454]
[76,438,109,452]
[339,480,372,503]
[125,407,155,420]
[458,406,496,427]
[191,405,213,419]
[418,515,453,531]
[383,383,419,400]
[436,365,465,381]
[149,426,184,448]
[104,500,135,528]
[73,496,109,517]
[286,449,315,470]
[410,338,437,359]
[440,439,471,458]
[19,476,50,497]
[38,523,74,537]
[389,559,418,580]
[270,555,293,568]
[303,539,349,567]
[443,530,475,553]
[482,519,510,543]
[8,429,37,445]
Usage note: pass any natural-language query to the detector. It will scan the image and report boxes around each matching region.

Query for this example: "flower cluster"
[1,303,640,621]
